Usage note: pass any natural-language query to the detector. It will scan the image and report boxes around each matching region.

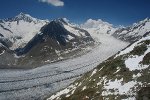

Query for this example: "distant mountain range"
[81,19,116,35]
[113,18,150,42]
[81,18,150,43]
[0,13,150,68]
[0,13,94,68]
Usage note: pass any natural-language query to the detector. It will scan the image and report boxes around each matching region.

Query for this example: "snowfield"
[102,78,140,96]
[0,35,128,100]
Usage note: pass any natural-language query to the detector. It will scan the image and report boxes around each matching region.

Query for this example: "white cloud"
[39,0,64,7]
[81,19,113,28]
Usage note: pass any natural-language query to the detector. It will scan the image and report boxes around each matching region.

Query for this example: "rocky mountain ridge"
[0,13,95,68]
[113,18,150,42]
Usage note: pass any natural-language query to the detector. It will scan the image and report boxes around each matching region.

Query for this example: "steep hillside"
[113,18,150,42]
[48,35,150,100]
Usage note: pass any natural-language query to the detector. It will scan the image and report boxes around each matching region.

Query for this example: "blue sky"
[0,0,150,26]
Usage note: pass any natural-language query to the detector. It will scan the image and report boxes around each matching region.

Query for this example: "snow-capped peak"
[140,17,149,23]
[62,18,70,23]
[113,18,150,42]
[4,12,48,24]
[81,19,117,41]
[52,18,91,37]
[132,17,149,27]
[54,18,80,28]
[0,12,49,50]
[81,19,113,28]
[15,12,32,19]
[54,18,69,25]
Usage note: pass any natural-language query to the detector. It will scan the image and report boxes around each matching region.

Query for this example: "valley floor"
[0,35,128,100]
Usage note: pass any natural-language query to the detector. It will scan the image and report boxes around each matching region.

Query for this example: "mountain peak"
[133,17,150,26]
[143,17,149,22]
[15,12,32,18]
[81,18,114,29]
[13,12,36,22]
[1,12,39,23]
[53,18,70,25]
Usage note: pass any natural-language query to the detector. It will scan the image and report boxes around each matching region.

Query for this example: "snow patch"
[125,47,150,71]
[63,24,85,37]
[114,67,120,74]
[133,73,141,78]
[102,78,137,96]
[82,86,86,91]
[0,50,5,55]
[48,88,70,100]
[90,69,97,77]
[67,35,74,40]
[115,36,150,57]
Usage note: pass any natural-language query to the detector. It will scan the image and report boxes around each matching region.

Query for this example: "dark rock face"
[0,43,16,68]
[12,19,94,68]
[0,38,13,48]
[0,33,4,37]
[0,44,6,54]
[137,87,150,100]
[15,33,44,56]
[0,24,13,33]
[143,31,150,37]
[15,20,71,56]
[40,20,69,45]
[15,19,94,56]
